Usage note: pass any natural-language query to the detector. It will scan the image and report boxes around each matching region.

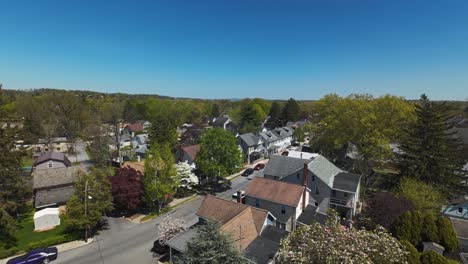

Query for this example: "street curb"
[0,238,94,264]
[139,195,201,223]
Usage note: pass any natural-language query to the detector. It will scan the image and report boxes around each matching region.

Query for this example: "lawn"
[20,156,34,167]
[0,206,79,258]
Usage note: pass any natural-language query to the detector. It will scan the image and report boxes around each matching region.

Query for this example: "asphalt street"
[54,171,261,264]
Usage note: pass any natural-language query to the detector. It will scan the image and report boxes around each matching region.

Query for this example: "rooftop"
[244,177,305,207]
[181,144,201,161]
[33,166,84,189]
[34,152,72,167]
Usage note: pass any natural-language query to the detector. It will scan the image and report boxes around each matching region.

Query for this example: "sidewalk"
[0,238,93,264]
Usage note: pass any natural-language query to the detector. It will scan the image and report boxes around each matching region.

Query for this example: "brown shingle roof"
[33,166,85,189]
[244,177,305,207]
[34,152,72,167]
[182,144,201,161]
[126,123,144,132]
[123,161,145,174]
[197,195,269,250]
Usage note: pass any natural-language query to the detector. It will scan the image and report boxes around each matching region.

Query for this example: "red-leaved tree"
[109,167,144,212]
[361,192,415,229]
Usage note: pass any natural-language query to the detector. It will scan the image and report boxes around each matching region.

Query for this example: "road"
[54,171,262,264]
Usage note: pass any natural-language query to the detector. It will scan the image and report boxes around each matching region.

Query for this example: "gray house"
[263,153,361,219]
[237,133,265,164]
[259,126,295,157]
[34,152,72,170]
[243,177,308,232]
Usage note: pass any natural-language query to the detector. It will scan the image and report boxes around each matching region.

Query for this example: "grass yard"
[20,156,34,167]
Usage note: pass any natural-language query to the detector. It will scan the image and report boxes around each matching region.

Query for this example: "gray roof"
[34,152,72,167]
[33,166,84,189]
[332,172,361,193]
[120,134,131,142]
[263,155,309,178]
[212,116,230,127]
[297,204,328,225]
[134,134,148,145]
[35,186,75,208]
[166,228,198,253]
[259,131,279,143]
[238,133,262,147]
[244,225,288,264]
[307,155,342,187]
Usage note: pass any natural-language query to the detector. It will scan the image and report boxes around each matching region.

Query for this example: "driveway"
[55,175,252,264]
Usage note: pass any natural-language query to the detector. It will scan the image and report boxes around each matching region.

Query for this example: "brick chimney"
[237,190,243,204]
[302,163,308,210]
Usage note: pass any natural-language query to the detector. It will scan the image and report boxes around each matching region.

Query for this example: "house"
[33,152,72,170]
[450,218,468,249]
[212,115,237,133]
[34,207,60,231]
[119,134,132,148]
[35,137,69,153]
[237,133,265,164]
[263,153,361,219]
[176,144,201,166]
[259,127,295,157]
[442,196,468,220]
[32,166,84,208]
[132,134,148,158]
[243,177,308,231]
[166,195,287,264]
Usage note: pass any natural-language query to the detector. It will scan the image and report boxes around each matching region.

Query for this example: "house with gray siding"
[259,126,295,157]
[263,153,361,219]
[34,152,72,170]
[237,133,265,164]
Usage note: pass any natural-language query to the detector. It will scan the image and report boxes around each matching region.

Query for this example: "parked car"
[7,247,58,264]
[242,168,254,176]
[232,190,245,200]
[254,163,265,170]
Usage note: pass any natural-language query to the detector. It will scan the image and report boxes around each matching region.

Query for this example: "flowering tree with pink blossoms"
[276,215,408,264]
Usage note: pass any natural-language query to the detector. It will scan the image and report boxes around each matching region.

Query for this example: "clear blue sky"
[1,0,467,100]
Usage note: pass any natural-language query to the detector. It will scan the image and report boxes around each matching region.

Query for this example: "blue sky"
[1,0,467,100]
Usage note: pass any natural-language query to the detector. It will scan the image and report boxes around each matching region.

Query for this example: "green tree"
[174,222,250,264]
[420,251,448,264]
[398,94,466,195]
[312,94,415,187]
[392,211,416,245]
[143,143,177,212]
[400,240,419,264]
[65,168,113,235]
[88,135,112,167]
[437,216,459,252]
[293,126,305,143]
[238,100,266,134]
[421,212,439,243]
[196,128,242,181]
[265,101,282,129]
[282,98,300,122]
[147,112,178,149]
[211,103,220,118]
[398,178,446,212]
[0,209,17,248]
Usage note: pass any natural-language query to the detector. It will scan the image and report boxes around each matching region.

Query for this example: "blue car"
[7,247,58,264]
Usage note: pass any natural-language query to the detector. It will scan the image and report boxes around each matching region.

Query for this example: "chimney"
[237,190,243,204]
[302,163,307,210]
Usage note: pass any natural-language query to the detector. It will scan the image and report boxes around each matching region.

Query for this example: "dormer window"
[48,161,53,168]
[458,207,463,214]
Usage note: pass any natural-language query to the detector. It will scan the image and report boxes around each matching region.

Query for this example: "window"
[344,192,348,198]
[314,202,318,206]
[281,205,286,214]
[458,207,463,214]
[296,173,300,179]
[315,186,319,195]
[255,198,260,208]
[48,162,53,168]
[312,175,315,182]
[332,190,337,198]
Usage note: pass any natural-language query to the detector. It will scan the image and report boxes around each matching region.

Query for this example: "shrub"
[422,212,440,243]
[398,178,446,212]
[437,216,460,252]
[363,192,415,229]
[400,240,419,264]
[392,211,414,243]
[420,251,448,264]
[0,248,18,259]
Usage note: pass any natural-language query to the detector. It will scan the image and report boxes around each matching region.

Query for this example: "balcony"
[329,197,354,208]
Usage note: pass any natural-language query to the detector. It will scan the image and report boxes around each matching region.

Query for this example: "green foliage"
[437,216,460,252]
[65,168,113,232]
[88,136,112,167]
[393,211,417,245]
[422,213,440,243]
[143,143,177,211]
[0,209,17,248]
[312,94,415,186]
[420,251,448,264]
[398,94,466,195]
[398,178,446,212]
[211,103,220,118]
[174,222,250,264]
[196,128,243,179]
[265,101,282,129]
[400,240,419,264]
[293,126,305,142]
[282,98,300,122]
[148,112,178,148]
[238,100,267,133]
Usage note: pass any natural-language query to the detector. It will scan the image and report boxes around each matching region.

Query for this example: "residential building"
[123,123,144,138]
[211,115,237,133]
[443,196,468,220]
[33,152,72,170]
[449,218,468,250]
[32,166,84,208]
[243,177,308,232]
[263,153,361,219]
[237,133,264,164]
[258,126,295,157]
[176,144,201,166]
[166,195,287,264]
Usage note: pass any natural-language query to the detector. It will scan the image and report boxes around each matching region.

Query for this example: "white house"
[34,208,60,231]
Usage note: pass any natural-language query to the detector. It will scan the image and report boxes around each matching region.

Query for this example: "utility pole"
[84,179,89,242]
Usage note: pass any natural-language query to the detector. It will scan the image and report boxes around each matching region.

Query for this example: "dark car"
[242,168,254,176]
[7,247,58,264]
[254,163,265,170]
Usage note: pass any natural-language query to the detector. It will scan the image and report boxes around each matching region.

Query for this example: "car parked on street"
[7,247,58,264]
[232,190,245,201]
[254,163,265,170]
[242,168,254,176]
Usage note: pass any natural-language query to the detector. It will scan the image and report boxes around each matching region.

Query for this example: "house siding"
[35,160,67,170]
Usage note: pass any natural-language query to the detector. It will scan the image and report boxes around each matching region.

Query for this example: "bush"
[393,211,414,244]
[400,240,419,264]
[422,212,440,243]
[420,251,448,264]
[437,216,460,252]
[0,248,18,259]
[398,178,445,212]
